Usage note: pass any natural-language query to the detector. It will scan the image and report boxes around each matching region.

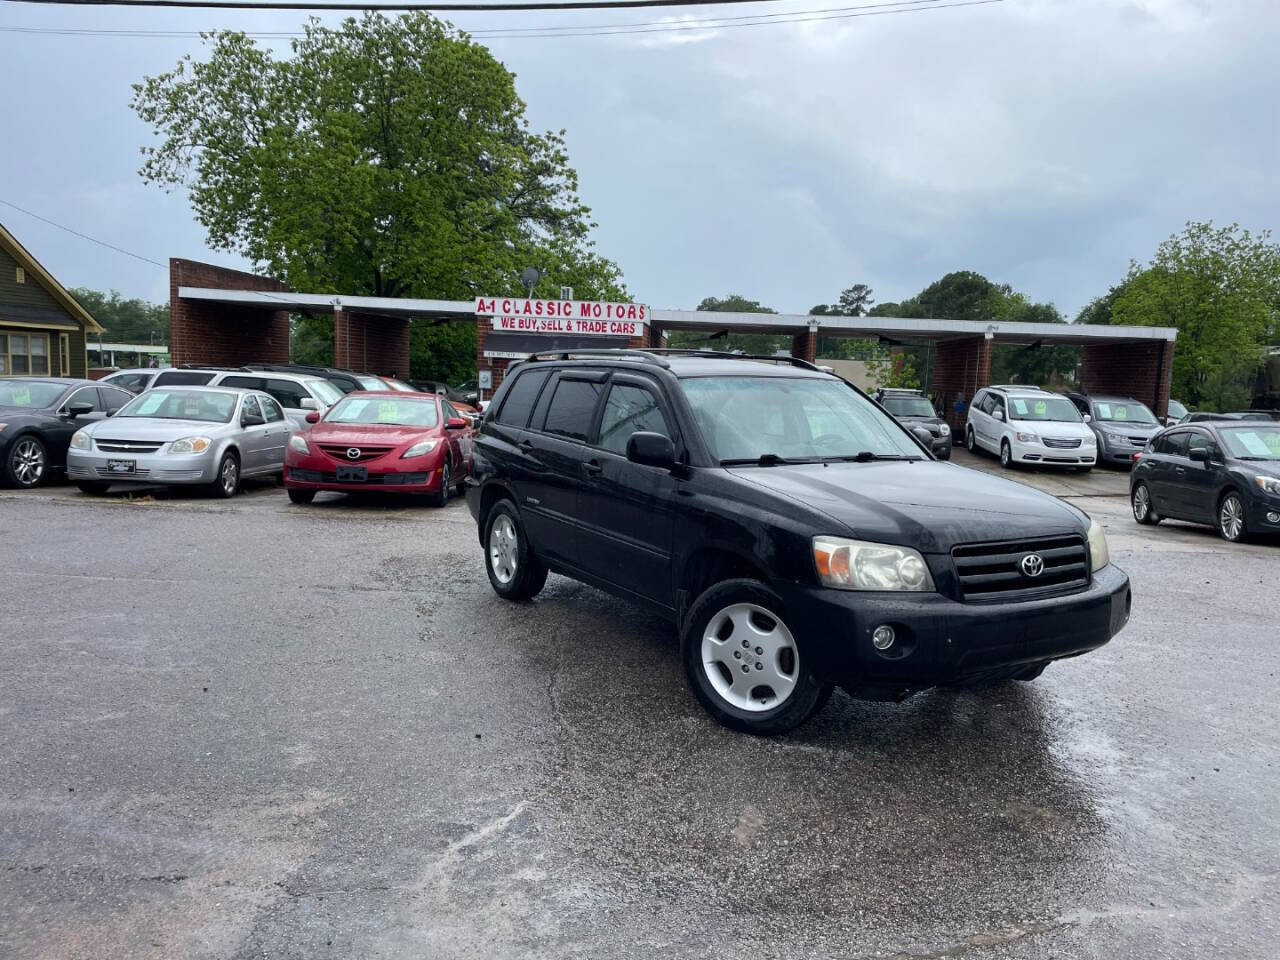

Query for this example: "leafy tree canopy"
[667,294,789,354]
[132,13,625,381]
[1111,221,1280,408]
[70,288,169,345]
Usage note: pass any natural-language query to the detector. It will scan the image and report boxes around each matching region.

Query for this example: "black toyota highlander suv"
[465,351,1131,735]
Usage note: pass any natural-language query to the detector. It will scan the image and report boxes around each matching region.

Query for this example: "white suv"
[965,386,1096,471]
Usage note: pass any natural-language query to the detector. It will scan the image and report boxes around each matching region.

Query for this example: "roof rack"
[521,348,671,367]
[989,383,1049,392]
[643,348,822,372]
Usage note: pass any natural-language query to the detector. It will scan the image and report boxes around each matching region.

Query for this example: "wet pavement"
[1,476,1277,959]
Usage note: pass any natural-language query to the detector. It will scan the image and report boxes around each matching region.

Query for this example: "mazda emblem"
[346,447,361,460]
[1020,553,1045,578]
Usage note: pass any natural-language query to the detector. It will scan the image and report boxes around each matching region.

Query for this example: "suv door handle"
[518,439,534,453]
[583,459,603,476]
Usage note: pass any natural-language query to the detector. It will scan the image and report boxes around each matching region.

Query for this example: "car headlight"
[288,434,310,455]
[1257,475,1280,496]
[0,422,8,432]
[169,437,211,454]
[1015,431,1039,443]
[1082,434,1096,445]
[402,439,439,459]
[1086,518,1110,572]
[69,429,90,450]
[812,537,935,592]
[934,424,948,437]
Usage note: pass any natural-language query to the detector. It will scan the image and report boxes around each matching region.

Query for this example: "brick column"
[1080,340,1175,420]
[791,325,818,364]
[647,321,664,348]
[931,336,993,433]
[169,259,290,367]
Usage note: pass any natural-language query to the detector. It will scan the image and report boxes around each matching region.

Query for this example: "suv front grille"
[951,535,1088,603]
[317,444,395,463]
[1127,435,1149,446]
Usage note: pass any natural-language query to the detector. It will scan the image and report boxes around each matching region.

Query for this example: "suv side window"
[598,384,670,454]
[217,375,263,392]
[495,369,550,428]
[264,378,308,410]
[260,396,285,423]
[541,379,602,442]
[155,371,215,387]
[991,395,1006,419]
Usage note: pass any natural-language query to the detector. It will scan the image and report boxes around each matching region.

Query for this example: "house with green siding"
[0,220,104,379]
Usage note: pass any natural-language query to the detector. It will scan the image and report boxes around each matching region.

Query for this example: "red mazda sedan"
[284,391,471,506]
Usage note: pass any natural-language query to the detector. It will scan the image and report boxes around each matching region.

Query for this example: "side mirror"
[1083,414,1092,423]
[305,411,321,424]
[241,412,265,427]
[992,408,1005,422]
[67,402,95,418]
[910,425,934,447]
[446,417,467,430]
[299,398,319,410]
[626,431,675,470]
[1188,447,1209,464]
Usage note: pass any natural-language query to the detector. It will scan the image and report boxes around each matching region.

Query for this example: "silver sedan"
[66,386,293,498]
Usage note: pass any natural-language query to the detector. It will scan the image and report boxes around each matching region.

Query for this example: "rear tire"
[76,481,111,495]
[287,488,315,505]
[484,499,548,601]
[1131,482,1159,525]
[5,434,47,488]
[1013,662,1048,682]
[681,579,832,736]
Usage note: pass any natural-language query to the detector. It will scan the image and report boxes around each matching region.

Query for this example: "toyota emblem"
[1020,553,1045,578]
[346,447,361,460]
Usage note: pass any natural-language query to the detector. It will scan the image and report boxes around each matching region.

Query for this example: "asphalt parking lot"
[2,464,1277,959]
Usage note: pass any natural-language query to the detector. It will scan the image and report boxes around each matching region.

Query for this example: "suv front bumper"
[776,563,1130,689]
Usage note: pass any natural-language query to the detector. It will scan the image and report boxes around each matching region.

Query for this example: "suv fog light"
[872,625,895,650]
[1268,511,1279,524]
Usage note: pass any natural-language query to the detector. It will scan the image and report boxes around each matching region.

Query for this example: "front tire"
[681,579,832,736]
[1218,491,1248,542]
[5,435,47,488]
[484,499,548,601]
[965,426,977,454]
[1000,439,1014,469]
[1132,482,1159,525]
[431,459,451,508]
[287,488,315,505]
[208,452,239,499]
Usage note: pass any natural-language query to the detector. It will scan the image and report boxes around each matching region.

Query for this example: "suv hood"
[729,461,1085,552]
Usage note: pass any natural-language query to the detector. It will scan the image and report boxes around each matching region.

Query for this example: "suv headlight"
[1257,475,1280,496]
[1086,518,1110,572]
[169,437,211,454]
[288,434,310,455]
[402,439,439,459]
[69,429,90,450]
[812,537,935,592]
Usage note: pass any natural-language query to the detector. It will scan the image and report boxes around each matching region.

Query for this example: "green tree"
[1111,221,1280,408]
[989,297,1080,386]
[131,13,625,380]
[1074,278,1132,327]
[69,288,169,344]
[667,294,790,354]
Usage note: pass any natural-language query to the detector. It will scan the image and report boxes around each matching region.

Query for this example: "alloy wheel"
[12,438,45,486]
[1000,442,1011,467]
[1133,484,1150,521]
[1219,494,1245,541]
[489,513,518,584]
[221,457,238,496]
[700,603,799,712]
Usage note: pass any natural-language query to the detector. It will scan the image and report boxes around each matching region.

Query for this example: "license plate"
[336,465,368,483]
[106,459,136,475]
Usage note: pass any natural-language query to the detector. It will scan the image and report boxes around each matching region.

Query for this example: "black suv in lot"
[466,351,1131,735]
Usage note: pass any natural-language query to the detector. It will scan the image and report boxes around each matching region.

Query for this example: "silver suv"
[206,370,343,427]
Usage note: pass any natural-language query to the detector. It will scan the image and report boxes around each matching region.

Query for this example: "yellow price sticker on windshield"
[377,401,399,423]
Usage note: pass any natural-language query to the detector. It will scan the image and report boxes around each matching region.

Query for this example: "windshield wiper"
[720,453,811,466]
[827,451,922,462]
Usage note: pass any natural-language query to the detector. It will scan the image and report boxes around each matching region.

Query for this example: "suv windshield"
[882,396,936,418]
[308,379,344,405]
[0,379,64,408]
[1006,395,1083,423]
[118,389,236,423]
[1219,425,1280,460]
[1092,400,1157,424]
[681,376,922,463]
[326,395,439,427]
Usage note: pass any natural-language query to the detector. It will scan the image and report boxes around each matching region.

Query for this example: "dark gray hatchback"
[466,351,1131,735]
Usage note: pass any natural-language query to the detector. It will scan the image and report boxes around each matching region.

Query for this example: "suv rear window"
[541,379,601,442]
[154,371,215,386]
[495,370,549,427]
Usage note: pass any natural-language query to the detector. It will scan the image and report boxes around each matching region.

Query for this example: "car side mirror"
[1188,447,1209,464]
[992,408,1005,422]
[67,402,95,418]
[241,412,265,427]
[1083,414,1092,423]
[910,425,934,447]
[299,398,318,410]
[305,411,321,424]
[446,417,467,430]
[626,431,675,469]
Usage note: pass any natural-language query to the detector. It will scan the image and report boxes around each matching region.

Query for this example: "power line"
[0,0,1002,39]
[0,199,167,268]
[5,0,794,12]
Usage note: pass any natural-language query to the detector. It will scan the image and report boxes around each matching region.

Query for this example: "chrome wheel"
[1133,484,1150,521]
[966,427,976,453]
[220,456,238,496]
[1000,441,1011,467]
[489,513,518,585]
[11,437,45,486]
[700,603,799,713]
[1219,494,1245,541]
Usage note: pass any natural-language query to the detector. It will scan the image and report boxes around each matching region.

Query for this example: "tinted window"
[260,397,285,423]
[264,378,309,409]
[1187,433,1215,458]
[496,370,549,427]
[65,386,105,412]
[542,379,601,442]
[98,387,133,411]
[217,375,262,391]
[1163,432,1189,457]
[154,371,215,386]
[599,384,670,454]
[106,372,153,392]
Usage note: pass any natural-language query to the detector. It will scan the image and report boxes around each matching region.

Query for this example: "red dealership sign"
[475,297,647,337]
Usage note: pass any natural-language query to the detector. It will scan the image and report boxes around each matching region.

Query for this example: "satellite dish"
[519,267,541,295]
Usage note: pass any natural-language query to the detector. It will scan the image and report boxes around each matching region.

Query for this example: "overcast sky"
[1,0,1276,318]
